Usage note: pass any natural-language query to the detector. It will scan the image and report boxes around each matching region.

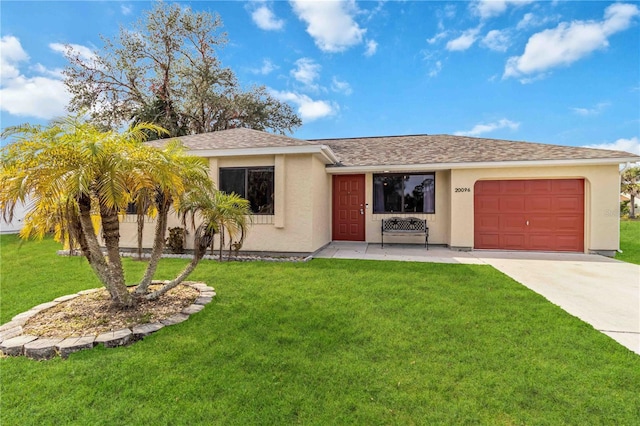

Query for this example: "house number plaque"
[454,187,471,193]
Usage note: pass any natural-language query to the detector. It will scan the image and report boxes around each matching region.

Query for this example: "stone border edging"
[0,282,214,360]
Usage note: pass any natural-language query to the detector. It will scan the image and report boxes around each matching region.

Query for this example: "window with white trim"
[373,173,435,214]
[219,167,274,214]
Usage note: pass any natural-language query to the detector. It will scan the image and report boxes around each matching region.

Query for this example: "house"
[120,128,640,256]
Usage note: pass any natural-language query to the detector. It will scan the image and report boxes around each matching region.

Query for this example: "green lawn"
[616,219,640,265]
[1,234,639,425]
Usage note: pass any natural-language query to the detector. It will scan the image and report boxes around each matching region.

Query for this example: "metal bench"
[381,217,429,249]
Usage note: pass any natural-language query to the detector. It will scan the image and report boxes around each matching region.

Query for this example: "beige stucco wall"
[118,153,332,254]
[448,164,621,253]
[362,170,451,246]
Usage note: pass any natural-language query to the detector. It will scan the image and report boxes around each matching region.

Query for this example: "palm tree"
[143,189,251,300]
[0,116,212,308]
[621,167,640,219]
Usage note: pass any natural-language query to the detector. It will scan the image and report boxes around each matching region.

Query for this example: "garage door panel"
[555,235,582,251]
[529,234,556,250]
[502,234,526,250]
[553,196,583,212]
[502,181,526,194]
[529,215,554,232]
[553,179,584,194]
[474,179,584,252]
[528,180,553,194]
[475,196,500,213]
[477,215,500,231]
[475,233,500,248]
[503,215,527,232]
[556,215,583,232]
[526,196,552,212]
[500,197,526,212]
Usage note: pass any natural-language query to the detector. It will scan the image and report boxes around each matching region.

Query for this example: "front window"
[219,167,274,214]
[373,173,435,214]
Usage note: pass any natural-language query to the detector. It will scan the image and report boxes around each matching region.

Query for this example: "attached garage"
[474,179,584,252]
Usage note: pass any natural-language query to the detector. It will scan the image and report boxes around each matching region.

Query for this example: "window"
[219,167,274,214]
[373,173,435,214]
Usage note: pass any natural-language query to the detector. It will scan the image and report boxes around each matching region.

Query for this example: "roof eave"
[187,144,339,165]
[325,157,639,174]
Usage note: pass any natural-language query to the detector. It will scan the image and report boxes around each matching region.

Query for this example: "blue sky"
[1,1,639,154]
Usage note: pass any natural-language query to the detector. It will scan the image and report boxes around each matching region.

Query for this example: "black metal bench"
[381,217,429,249]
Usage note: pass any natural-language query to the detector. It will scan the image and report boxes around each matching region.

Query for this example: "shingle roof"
[313,134,639,167]
[151,129,639,166]
[149,127,314,150]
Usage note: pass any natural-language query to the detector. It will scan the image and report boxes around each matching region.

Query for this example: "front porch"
[312,242,484,265]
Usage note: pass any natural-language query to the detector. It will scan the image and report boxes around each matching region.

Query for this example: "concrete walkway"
[313,242,640,355]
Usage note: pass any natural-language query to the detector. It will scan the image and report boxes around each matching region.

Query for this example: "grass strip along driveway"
[1,235,639,425]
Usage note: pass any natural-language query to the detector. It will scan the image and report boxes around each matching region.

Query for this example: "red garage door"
[474,179,584,252]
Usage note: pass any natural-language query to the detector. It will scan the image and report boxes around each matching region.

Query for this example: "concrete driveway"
[473,251,640,355]
[313,243,640,355]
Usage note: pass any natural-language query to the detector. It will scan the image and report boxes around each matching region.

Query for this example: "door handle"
[526,220,529,226]
[360,209,364,215]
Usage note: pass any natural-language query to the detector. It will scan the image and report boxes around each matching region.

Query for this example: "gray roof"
[151,129,639,166]
[313,134,639,167]
[149,127,314,150]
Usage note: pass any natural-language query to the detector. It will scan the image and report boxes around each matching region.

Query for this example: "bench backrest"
[381,217,427,232]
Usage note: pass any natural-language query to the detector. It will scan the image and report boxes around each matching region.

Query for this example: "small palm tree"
[1,116,212,308]
[621,167,640,219]
[143,189,251,300]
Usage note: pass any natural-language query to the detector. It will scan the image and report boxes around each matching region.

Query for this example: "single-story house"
[120,128,640,256]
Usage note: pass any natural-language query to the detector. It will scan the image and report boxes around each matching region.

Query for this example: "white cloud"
[290,0,366,52]
[446,27,481,51]
[251,59,278,75]
[454,119,520,136]
[49,42,96,62]
[290,58,321,91]
[0,36,70,120]
[427,31,449,45]
[331,77,352,95]
[504,3,639,80]
[584,137,640,155]
[428,61,442,78]
[121,4,133,16]
[269,89,336,122]
[481,29,511,52]
[364,39,378,57]
[251,4,284,31]
[473,0,535,20]
[571,102,611,116]
[0,35,29,82]
[516,12,558,30]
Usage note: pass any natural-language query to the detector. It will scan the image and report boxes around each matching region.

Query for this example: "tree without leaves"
[621,166,640,219]
[63,1,301,136]
[0,117,215,308]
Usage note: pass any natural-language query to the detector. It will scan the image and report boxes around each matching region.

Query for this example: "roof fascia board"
[326,157,639,174]
[187,145,339,165]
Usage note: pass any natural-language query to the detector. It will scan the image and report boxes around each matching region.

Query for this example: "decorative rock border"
[0,282,215,360]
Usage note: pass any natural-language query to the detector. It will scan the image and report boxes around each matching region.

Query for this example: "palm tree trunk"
[99,203,134,308]
[145,225,212,300]
[137,213,145,260]
[135,198,170,295]
[77,195,112,287]
[630,195,636,219]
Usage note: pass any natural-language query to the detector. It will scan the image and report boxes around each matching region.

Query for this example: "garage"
[474,179,584,252]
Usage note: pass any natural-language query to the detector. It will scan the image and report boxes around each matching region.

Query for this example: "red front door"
[332,175,365,241]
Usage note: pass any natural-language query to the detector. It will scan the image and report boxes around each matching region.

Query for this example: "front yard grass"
[616,218,640,264]
[1,234,639,425]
